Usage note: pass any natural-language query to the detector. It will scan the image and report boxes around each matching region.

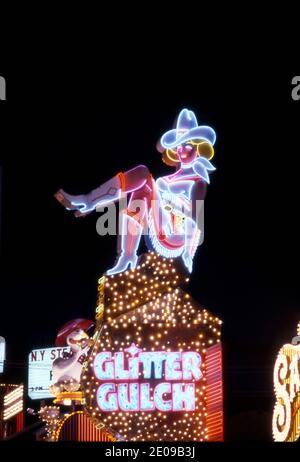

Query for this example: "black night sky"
[1,53,299,441]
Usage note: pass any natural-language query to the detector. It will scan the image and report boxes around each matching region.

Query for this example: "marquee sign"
[28,347,70,400]
[273,323,300,442]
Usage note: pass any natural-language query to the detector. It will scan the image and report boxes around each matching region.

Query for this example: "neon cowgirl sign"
[93,344,202,412]
[55,108,216,275]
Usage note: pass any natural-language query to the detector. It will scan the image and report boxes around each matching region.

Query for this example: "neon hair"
[162,140,214,167]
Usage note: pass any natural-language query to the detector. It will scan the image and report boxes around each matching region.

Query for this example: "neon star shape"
[124,343,142,357]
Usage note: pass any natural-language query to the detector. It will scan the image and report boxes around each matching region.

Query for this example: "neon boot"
[55,173,124,216]
[106,213,143,276]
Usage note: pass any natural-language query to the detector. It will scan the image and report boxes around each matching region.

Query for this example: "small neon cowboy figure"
[55,109,216,275]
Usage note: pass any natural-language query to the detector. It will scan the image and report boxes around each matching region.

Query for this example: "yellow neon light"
[273,339,300,442]
[53,391,85,405]
[163,141,215,167]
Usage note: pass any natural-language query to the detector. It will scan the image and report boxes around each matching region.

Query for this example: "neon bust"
[55,109,216,275]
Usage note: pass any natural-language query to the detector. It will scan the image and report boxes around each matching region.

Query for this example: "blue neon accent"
[71,201,93,213]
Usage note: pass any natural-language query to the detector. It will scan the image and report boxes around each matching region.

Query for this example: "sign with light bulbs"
[82,253,224,442]
[273,322,300,442]
[93,346,202,412]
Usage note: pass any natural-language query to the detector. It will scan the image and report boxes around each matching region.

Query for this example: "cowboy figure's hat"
[55,318,94,347]
[158,108,216,152]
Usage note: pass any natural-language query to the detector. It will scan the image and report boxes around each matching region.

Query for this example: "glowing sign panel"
[3,385,24,421]
[83,255,224,441]
[28,347,70,399]
[93,345,202,412]
[0,336,5,374]
[273,324,300,442]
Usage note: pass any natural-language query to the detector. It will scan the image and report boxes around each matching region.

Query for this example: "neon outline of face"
[177,143,198,164]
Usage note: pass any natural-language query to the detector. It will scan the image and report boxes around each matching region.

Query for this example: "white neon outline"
[118,383,139,412]
[106,214,142,275]
[114,352,130,380]
[138,351,167,380]
[71,188,122,214]
[182,351,202,380]
[172,383,196,411]
[94,352,114,380]
[165,352,182,381]
[160,108,216,149]
[154,383,172,412]
[94,350,203,413]
[140,383,155,411]
[97,383,118,412]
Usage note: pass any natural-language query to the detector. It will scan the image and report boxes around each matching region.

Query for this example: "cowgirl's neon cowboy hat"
[158,108,216,152]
